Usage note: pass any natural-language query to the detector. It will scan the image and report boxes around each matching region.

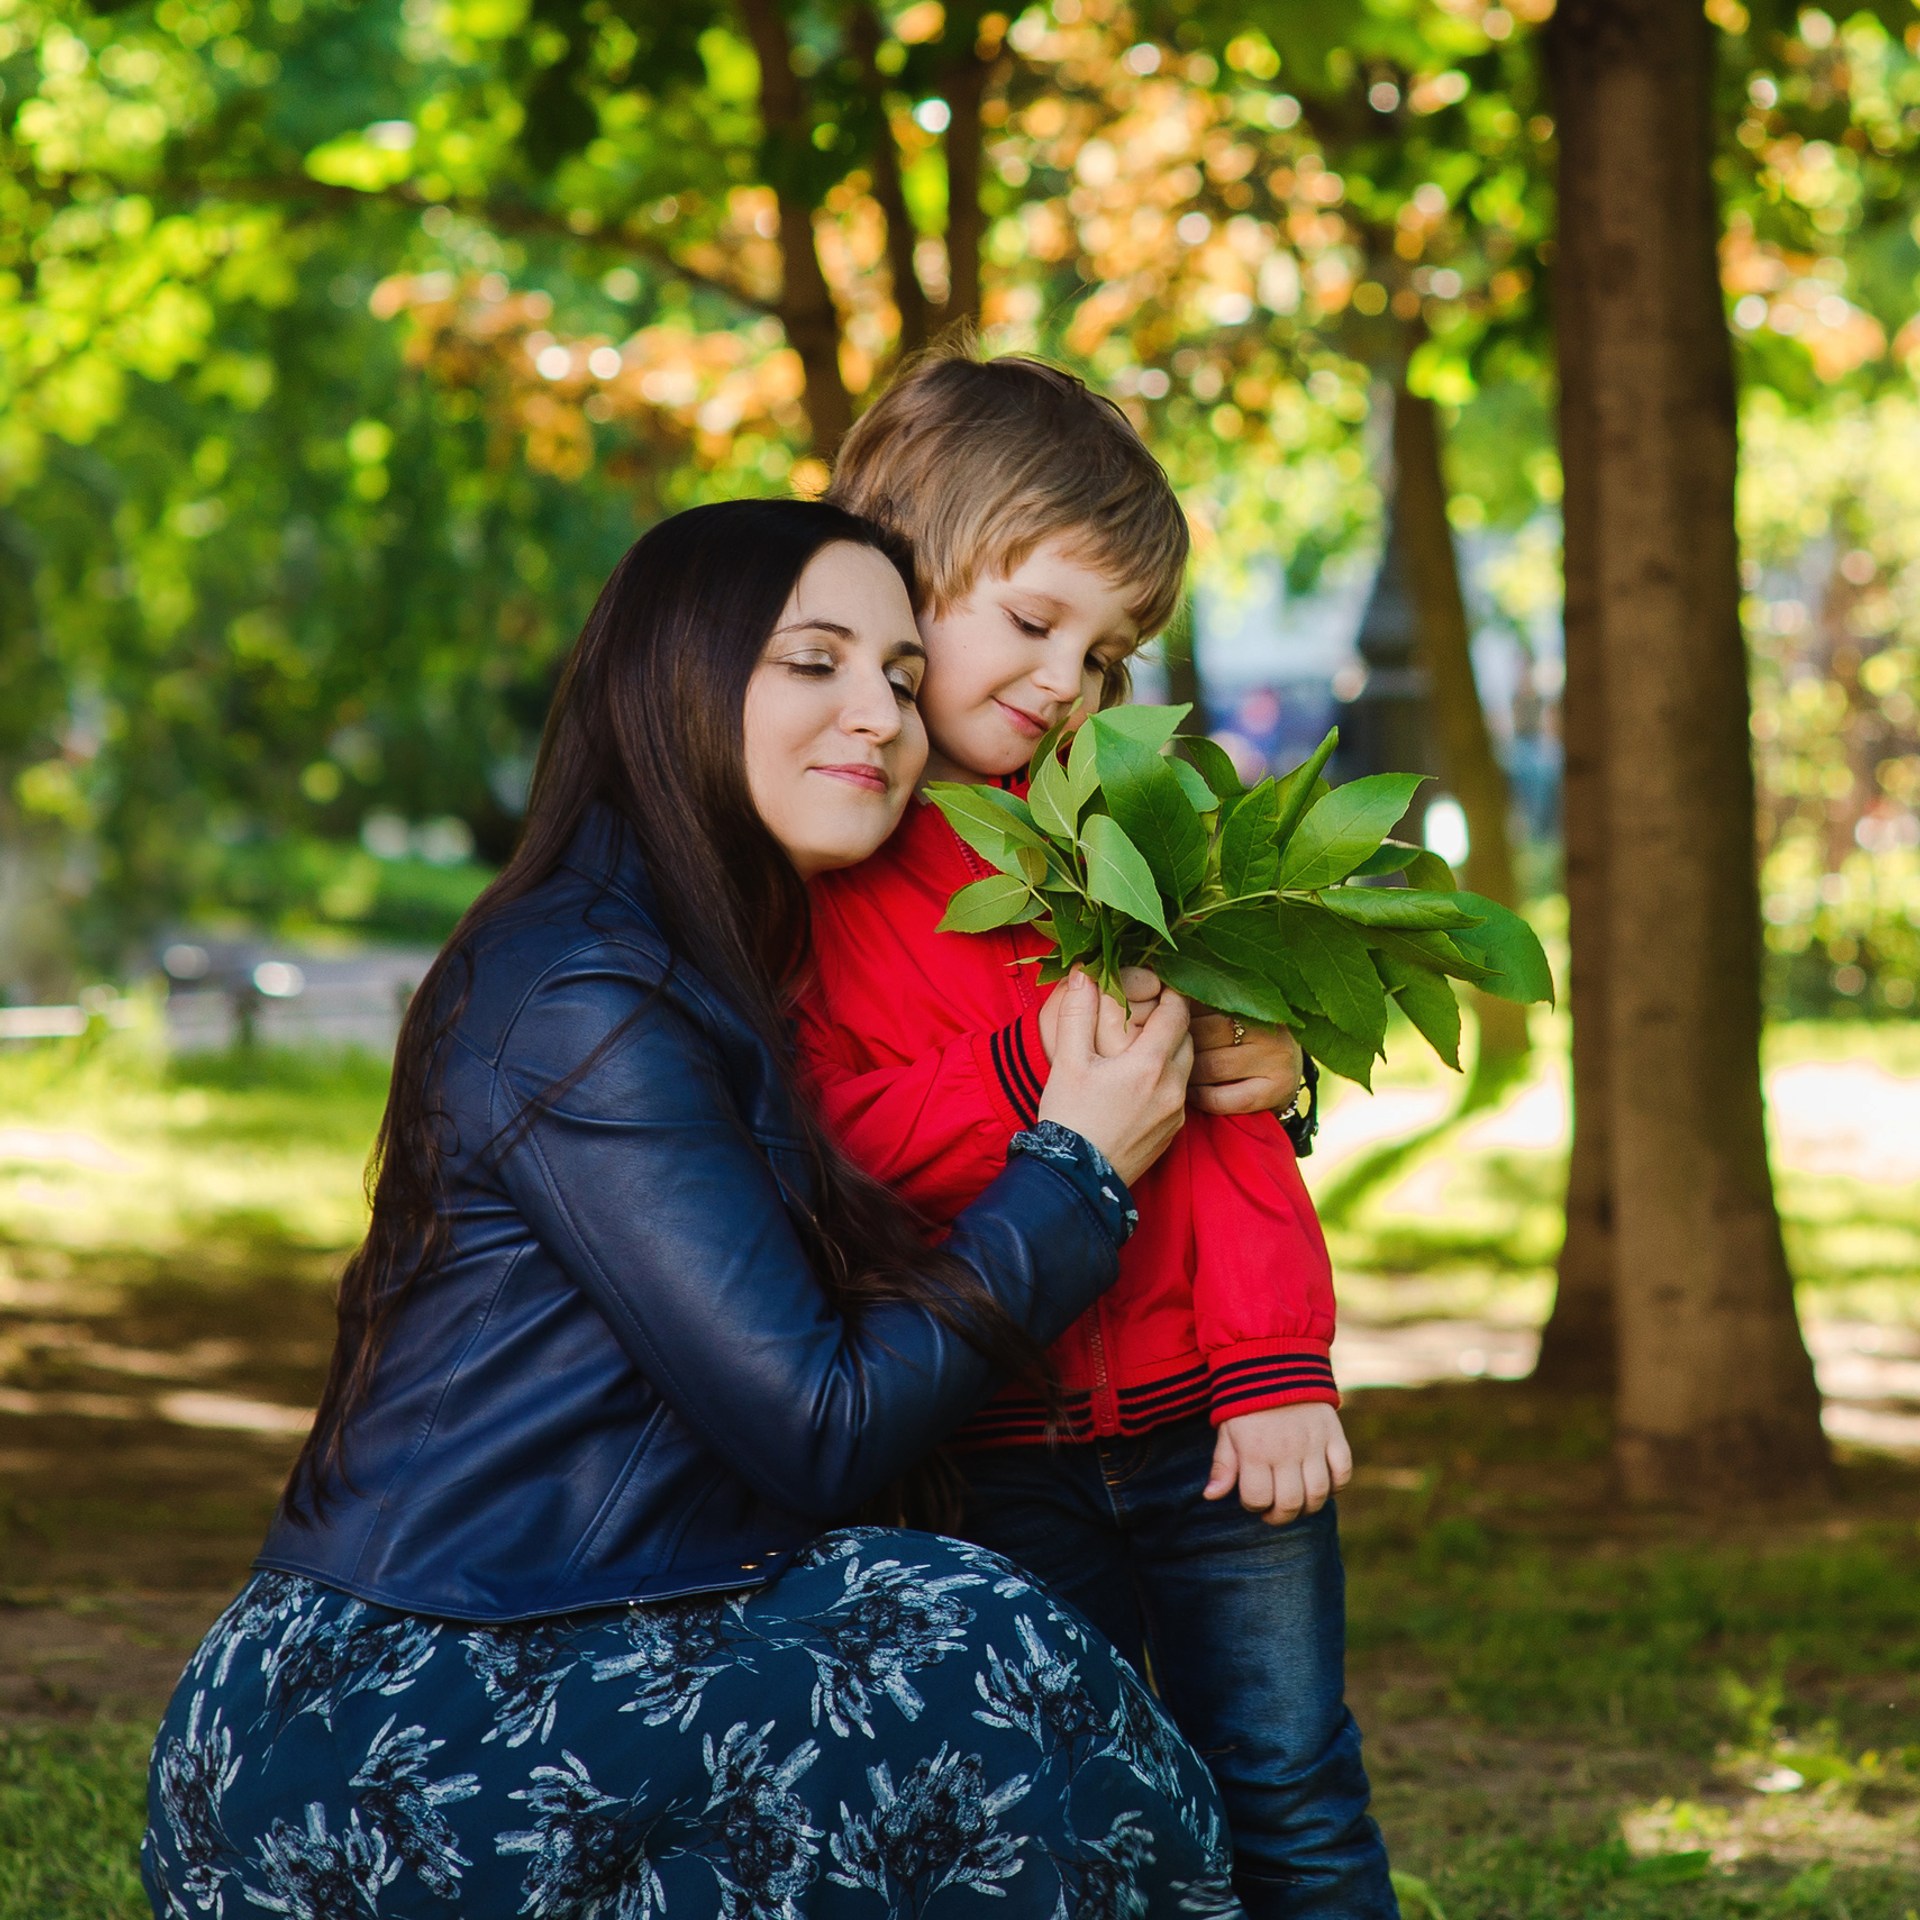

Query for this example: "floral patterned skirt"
[143,1527,1242,1919]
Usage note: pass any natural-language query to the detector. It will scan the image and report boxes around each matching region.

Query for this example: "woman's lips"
[994,698,1049,737]
[813,763,890,794]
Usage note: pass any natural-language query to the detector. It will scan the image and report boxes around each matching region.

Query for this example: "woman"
[144,500,1237,1919]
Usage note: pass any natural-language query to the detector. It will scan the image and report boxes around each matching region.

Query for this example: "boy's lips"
[813,762,891,794]
[993,698,1051,737]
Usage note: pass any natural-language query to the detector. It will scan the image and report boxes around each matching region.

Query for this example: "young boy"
[796,351,1397,1919]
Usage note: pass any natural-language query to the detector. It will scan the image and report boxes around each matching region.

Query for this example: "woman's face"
[742,542,929,879]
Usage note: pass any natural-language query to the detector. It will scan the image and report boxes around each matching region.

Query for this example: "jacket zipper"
[958,838,1121,1437]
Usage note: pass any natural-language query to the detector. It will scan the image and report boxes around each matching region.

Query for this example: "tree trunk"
[1534,72,1617,1395]
[736,0,854,454]
[1392,381,1530,1088]
[1546,0,1827,1500]
[852,8,931,360]
[938,46,990,329]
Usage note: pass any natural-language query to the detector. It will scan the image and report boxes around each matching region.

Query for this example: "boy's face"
[916,539,1140,783]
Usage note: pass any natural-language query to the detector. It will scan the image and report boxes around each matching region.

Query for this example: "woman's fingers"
[1050,970,1098,1067]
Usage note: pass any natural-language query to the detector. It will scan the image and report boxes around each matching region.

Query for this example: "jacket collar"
[561,803,661,922]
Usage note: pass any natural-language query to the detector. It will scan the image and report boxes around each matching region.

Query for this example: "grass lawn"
[0,1012,1916,1917]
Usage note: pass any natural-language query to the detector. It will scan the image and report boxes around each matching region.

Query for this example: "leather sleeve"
[488,951,1119,1519]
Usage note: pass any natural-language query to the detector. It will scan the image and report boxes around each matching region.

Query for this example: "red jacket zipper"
[957,837,1121,1436]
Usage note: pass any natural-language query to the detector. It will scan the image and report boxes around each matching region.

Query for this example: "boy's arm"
[1185,1114,1341,1423]
[793,986,1050,1222]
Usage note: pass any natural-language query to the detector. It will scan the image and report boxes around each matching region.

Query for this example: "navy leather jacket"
[257,808,1128,1623]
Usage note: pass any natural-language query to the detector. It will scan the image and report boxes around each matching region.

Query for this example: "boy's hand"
[1204,1404,1352,1526]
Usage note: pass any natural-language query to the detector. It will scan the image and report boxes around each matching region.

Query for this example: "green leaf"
[1276,773,1426,891]
[1351,837,1456,888]
[926,782,1051,876]
[1029,741,1080,839]
[1369,927,1502,988]
[1448,894,1556,1005]
[1178,734,1245,805]
[1024,716,1073,787]
[1316,886,1485,931]
[1065,722,1101,814]
[938,872,1040,933]
[1170,756,1219,815]
[1219,777,1280,897]
[1187,906,1295,1000]
[1351,840,1417,879]
[1377,949,1463,1071]
[1080,813,1171,940]
[1090,702,1189,752]
[1152,947,1298,1026]
[1271,727,1339,849]
[1294,1010,1375,1089]
[1092,727,1210,905]
[1279,900,1389,1049]
[1044,890,1097,970]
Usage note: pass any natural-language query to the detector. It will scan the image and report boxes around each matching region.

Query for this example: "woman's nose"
[842,670,903,742]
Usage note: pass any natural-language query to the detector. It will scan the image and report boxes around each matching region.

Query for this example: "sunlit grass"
[0,1009,388,1281]
[1313,1007,1920,1319]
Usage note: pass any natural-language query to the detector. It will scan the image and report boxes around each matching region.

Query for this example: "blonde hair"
[827,348,1189,697]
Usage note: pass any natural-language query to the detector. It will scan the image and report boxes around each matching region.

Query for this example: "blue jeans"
[957,1415,1398,1919]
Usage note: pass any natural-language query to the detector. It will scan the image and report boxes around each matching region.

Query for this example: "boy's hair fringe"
[827,341,1189,700]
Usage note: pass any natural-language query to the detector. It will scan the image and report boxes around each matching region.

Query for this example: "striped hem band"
[1208,1350,1339,1415]
[957,1365,1212,1448]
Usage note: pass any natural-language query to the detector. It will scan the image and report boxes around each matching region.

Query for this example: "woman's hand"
[1111,969,1304,1119]
[1036,971,1192,1187]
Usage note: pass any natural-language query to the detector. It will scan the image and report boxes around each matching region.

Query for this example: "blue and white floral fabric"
[144,1528,1242,1919]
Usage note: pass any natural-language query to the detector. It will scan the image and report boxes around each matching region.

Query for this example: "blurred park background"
[4,0,1920,1914]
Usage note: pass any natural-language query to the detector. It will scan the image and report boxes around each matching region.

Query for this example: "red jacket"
[795,788,1338,1447]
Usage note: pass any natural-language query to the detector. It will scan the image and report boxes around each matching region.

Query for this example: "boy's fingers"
[1237,1461,1274,1517]
[1203,1427,1238,1501]
[1117,967,1163,1002]
[1093,981,1131,1056]
[1266,1465,1307,1527]
[1302,1457,1333,1513]
[1328,1429,1354,1491]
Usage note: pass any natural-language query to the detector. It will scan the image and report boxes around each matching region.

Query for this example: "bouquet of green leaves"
[928,704,1552,1087]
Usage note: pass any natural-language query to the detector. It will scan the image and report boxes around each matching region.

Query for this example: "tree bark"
[1534,65,1617,1395]
[736,0,854,454]
[1546,0,1827,1499]
[938,45,990,329]
[851,8,931,361]
[1391,380,1530,1087]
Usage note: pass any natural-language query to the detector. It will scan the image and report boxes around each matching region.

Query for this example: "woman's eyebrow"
[770,618,854,639]
[888,639,929,662]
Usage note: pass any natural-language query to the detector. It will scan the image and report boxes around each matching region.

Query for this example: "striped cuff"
[980,1008,1047,1127]
[1207,1343,1339,1421]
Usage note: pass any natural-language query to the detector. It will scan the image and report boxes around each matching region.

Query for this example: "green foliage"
[930,710,1553,1085]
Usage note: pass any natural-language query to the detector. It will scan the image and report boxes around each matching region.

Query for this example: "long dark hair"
[283,499,1048,1523]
